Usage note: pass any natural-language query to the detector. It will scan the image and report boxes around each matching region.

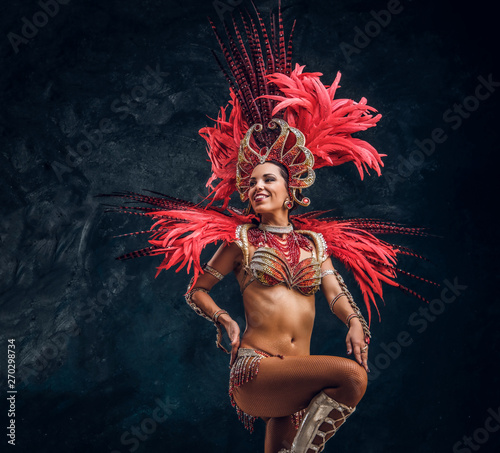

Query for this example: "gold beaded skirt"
[228,348,306,432]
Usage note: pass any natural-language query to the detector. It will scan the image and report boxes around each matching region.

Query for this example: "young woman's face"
[248,162,289,215]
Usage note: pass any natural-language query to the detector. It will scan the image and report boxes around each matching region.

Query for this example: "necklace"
[249,226,312,267]
[258,223,294,234]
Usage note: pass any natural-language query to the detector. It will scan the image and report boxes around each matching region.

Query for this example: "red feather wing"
[292,213,437,324]
[98,191,251,284]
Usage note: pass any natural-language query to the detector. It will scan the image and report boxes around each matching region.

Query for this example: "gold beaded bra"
[235,224,328,296]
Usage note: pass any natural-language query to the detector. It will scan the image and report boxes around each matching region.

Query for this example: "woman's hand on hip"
[346,318,370,372]
[219,314,241,367]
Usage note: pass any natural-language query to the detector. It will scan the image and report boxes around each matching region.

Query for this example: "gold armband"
[185,277,230,354]
[203,263,225,281]
[320,269,336,279]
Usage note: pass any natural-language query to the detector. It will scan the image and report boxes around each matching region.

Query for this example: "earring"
[284,199,293,210]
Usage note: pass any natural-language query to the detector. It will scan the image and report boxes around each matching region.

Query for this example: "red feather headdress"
[200,4,383,208]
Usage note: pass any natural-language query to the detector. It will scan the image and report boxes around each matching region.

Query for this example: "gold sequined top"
[235,224,328,296]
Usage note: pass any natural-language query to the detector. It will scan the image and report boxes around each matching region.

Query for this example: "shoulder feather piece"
[98,191,252,285]
[291,212,437,324]
[99,192,435,323]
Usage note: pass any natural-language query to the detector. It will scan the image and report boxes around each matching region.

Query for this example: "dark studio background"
[1,0,498,452]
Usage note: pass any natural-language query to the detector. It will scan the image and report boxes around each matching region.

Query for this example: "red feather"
[100,192,435,325]
[291,213,435,324]
[98,191,253,285]
[201,63,384,205]
[265,65,383,177]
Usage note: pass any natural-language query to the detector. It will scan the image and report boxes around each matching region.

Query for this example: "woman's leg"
[264,416,298,453]
[232,355,367,453]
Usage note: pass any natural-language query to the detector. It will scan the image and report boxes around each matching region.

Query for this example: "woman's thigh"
[232,355,367,418]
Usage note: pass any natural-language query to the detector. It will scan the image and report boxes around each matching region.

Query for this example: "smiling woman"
[249,163,290,215]
[101,4,433,452]
[186,115,372,450]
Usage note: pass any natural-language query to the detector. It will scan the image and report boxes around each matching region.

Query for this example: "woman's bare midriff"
[239,282,315,356]
[235,235,317,356]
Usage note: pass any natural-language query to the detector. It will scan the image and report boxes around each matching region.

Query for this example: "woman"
[104,5,430,452]
[186,160,370,452]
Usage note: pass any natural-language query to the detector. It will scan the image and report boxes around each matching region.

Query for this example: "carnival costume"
[101,4,434,452]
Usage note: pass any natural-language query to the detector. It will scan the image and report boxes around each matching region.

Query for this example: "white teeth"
[255,194,268,201]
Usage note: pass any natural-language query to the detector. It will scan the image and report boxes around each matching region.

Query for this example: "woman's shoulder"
[234,223,256,242]
[295,229,328,263]
[233,223,257,265]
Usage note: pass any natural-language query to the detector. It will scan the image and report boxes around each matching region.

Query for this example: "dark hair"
[267,161,308,211]
[268,160,289,188]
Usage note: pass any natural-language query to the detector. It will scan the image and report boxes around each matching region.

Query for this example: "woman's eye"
[249,177,274,186]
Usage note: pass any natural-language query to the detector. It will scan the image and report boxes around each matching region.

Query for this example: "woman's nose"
[255,179,265,189]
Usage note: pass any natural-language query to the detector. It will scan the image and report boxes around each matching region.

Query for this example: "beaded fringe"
[229,354,262,432]
[229,350,305,432]
[291,408,307,429]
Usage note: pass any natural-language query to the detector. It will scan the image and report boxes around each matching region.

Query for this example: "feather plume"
[203,16,383,204]
[98,191,252,285]
[265,65,383,178]
[291,213,436,324]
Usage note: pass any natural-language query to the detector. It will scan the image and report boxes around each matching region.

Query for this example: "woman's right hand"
[219,313,241,367]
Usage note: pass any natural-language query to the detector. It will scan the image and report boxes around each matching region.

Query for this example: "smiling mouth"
[254,194,269,202]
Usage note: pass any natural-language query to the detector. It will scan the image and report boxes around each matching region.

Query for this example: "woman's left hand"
[219,314,241,367]
[346,318,369,372]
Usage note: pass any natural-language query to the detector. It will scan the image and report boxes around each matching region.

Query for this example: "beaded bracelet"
[185,284,211,322]
[212,309,229,353]
[329,268,371,343]
[345,313,358,328]
[329,292,347,313]
[212,308,228,323]
[185,277,230,354]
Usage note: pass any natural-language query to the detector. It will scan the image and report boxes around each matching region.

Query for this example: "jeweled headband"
[236,118,315,206]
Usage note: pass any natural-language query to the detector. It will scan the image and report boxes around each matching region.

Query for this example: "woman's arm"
[320,257,370,372]
[187,241,243,366]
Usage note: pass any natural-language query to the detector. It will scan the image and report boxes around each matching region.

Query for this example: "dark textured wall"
[1,0,498,452]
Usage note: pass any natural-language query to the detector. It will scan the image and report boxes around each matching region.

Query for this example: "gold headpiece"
[236,118,316,207]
